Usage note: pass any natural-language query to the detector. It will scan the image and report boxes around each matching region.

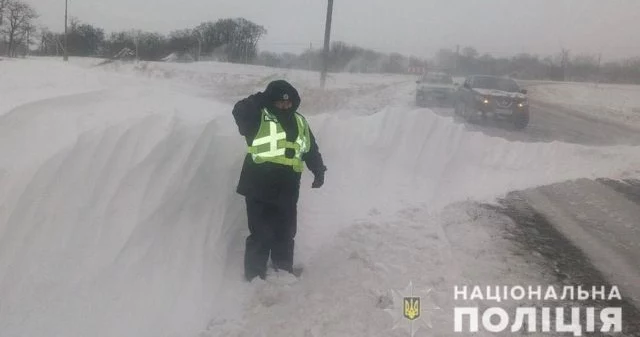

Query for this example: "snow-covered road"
[527,82,640,130]
[431,100,640,146]
[1,58,639,337]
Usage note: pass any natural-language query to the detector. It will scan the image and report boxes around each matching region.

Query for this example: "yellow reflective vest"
[247,108,311,172]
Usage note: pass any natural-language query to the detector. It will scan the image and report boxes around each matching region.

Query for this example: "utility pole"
[63,0,68,61]
[455,44,459,74]
[197,38,201,62]
[560,48,569,81]
[192,29,202,62]
[320,0,334,88]
[596,52,602,87]
[25,23,30,56]
[308,42,313,70]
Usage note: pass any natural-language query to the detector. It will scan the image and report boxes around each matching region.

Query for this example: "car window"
[423,73,453,84]
[471,77,520,92]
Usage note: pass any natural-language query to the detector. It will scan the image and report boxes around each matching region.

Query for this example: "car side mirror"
[520,89,528,94]
[463,83,471,89]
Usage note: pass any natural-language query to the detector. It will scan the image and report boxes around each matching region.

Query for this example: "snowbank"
[529,82,640,129]
[0,58,111,116]
[96,59,416,115]
[1,58,640,337]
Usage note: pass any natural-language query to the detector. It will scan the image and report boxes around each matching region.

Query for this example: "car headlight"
[475,95,490,104]
[518,99,529,107]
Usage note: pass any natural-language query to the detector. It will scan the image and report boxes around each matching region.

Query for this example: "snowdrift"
[1,58,640,337]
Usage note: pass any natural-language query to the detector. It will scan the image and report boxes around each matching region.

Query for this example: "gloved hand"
[311,171,325,188]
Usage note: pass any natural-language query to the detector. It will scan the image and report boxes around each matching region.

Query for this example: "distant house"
[112,47,136,60]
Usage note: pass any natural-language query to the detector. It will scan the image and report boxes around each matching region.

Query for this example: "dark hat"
[264,80,300,108]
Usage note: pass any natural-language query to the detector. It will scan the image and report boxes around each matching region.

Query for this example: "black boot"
[244,235,269,281]
[271,238,294,274]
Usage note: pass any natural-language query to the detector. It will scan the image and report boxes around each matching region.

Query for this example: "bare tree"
[21,20,35,56]
[0,0,8,25]
[462,46,479,59]
[3,0,37,57]
[39,27,64,56]
[194,18,265,63]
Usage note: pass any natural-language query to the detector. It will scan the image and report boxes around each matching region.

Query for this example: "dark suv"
[454,75,529,129]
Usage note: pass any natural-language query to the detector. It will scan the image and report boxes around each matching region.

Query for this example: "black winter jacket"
[232,90,326,205]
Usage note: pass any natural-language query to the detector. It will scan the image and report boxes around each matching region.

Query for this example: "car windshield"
[422,73,453,84]
[472,77,520,92]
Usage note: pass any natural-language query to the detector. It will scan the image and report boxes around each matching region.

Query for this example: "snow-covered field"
[529,82,640,129]
[1,57,640,337]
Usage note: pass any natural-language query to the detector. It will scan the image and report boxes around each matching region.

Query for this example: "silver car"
[415,72,456,107]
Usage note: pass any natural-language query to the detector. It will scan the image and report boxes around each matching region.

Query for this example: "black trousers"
[244,197,297,280]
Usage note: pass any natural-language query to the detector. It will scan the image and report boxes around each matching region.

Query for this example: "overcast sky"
[27,0,640,60]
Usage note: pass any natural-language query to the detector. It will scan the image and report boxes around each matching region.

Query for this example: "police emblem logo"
[385,282,439,336]
[403,296,421,321]
[283,93,289,100]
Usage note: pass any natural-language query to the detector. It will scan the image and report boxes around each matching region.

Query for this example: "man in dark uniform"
[232,80,327,281]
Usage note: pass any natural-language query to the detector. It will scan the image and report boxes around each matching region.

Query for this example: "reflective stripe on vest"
[248,108,311,172]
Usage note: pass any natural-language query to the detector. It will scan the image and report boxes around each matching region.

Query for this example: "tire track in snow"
[597,178,640,206]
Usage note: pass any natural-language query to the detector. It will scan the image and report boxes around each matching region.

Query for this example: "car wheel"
[512,111,529,129]
[416,94,424,107]
[461,102,473,121]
